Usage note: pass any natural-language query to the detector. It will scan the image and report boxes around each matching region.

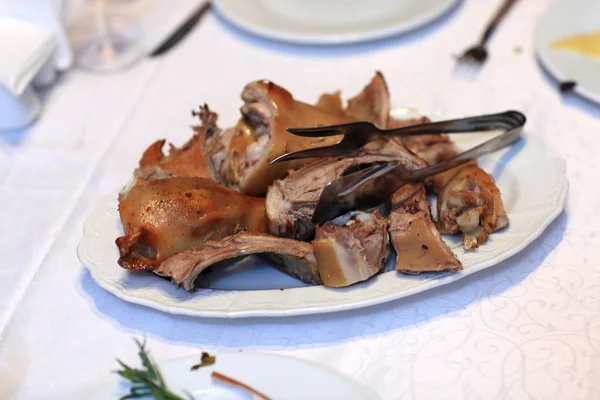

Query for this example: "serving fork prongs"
[271,110,526,222]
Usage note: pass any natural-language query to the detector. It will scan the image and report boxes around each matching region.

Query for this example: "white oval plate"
[89,352,379,400]
[212,0,459,45]
[535,0,600,104]
[78,130,567,318]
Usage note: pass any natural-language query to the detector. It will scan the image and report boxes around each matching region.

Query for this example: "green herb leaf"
[116,338,186,400]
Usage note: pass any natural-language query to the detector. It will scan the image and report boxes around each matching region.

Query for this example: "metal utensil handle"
[382,110,524,137]
[480,0,519,45]
[411,124,523,181]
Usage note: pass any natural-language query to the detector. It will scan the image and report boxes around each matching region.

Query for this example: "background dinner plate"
[212,0,459,44]
[89,352,379,400]
[78,125,568,318]
[535,0,600,104]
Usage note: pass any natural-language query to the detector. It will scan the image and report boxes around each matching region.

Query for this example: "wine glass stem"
[95,0,114,59]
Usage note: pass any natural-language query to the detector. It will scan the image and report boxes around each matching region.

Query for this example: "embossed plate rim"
[78,132,568,318]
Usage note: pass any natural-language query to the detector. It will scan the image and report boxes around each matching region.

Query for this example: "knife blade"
[149,1,211,57]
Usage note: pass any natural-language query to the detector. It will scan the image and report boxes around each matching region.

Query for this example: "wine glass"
[76,0,144,72]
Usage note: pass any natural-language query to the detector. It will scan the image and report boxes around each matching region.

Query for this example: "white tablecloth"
[1,1,600,399]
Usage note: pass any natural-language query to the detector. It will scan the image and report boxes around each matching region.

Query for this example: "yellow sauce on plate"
[551,29,600,58]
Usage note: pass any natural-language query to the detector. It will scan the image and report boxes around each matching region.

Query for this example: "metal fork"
[271,110,525,164]
[456,0,519,66]
[270,110,526,223]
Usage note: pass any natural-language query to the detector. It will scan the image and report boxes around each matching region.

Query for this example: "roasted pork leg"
[393,120,510,249]
[116,177,267,271]
[313,211,389,287]
[388,183,462,274]
[154,231,321,291]
[435,162,509,249]
[266,138,428,240]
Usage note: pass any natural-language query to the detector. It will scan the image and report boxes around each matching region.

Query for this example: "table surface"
[1,0,600,399]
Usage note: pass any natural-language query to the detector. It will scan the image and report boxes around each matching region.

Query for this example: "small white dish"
[78,120,568,318]
[212,0,459,44]
[89,352,379,400]
[0,86,41,131]
[535,0,600,104]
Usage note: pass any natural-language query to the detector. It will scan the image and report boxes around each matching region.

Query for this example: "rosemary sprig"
[116,339,191,400]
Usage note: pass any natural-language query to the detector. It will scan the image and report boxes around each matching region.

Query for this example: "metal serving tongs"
[270,110,526,223]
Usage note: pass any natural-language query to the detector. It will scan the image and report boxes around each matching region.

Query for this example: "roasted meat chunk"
[391,118,510,249]
[205,72,395,195]
[388,183,462,274]
[206,80,350,195]
[266,138,427,240]
[154,231,320,291]
[315,91,344,116]
[116,177,267,270]
[435,162,509,249]
[133,107,220,182]
[313,211,389,287]
[344,71,390,128]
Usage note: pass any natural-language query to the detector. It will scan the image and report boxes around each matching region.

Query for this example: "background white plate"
[78,131,568,318]
[89,352,379,400]
[212,0,459,45]
[535,0,600,104]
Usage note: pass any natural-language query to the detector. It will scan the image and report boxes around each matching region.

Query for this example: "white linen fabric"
[1,1,599,399]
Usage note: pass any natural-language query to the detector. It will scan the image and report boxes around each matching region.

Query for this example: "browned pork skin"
[315,91,344,116]
[389,118,510,249]
[266,138,428,240]
[154,231,321,291]
[389,183,462,274]
[345,71,390,128]
[313,211,388,287]
[116,177,267,271]
[204,72,393,195]
[211,80,351,195]
[133,106,218,182]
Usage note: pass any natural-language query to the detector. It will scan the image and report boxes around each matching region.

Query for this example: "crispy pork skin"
[208,72,395,195]
[135,135,209,181]
[154,231,320,291]
[344,71,390,128]
[132,106,220,183]
[313,211,388,287]
[266,138,428,240]
[388,183,462,274]
[220,81,350,195]
[315,91,344,116]
[116,177,267,271]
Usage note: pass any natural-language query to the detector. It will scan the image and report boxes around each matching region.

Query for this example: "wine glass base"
[77,33,144,72]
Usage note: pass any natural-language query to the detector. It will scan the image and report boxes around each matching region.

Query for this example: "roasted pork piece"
[400,130,509,249]
[134,135,209,181]
[388,183,462,274]
[204,80,350,195]
[154,231,320,291]
[203,72,393,196]
[132,107,219,182]
[344,71,390,128]
[435,162,509,248]
[313,211,389,287]
[266,138,427,240]
[116,177,267,270]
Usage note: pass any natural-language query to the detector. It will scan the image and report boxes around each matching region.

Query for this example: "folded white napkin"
[0,17,57,95]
